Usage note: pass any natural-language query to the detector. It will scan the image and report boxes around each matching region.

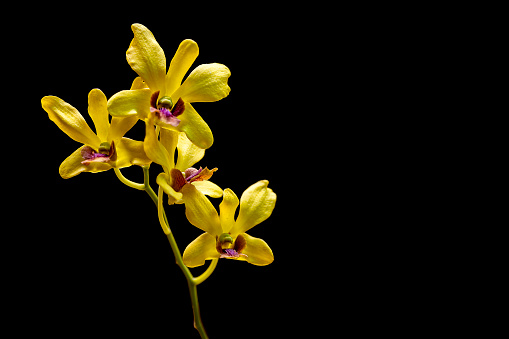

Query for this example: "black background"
[7,4,442,338]
[20,6,327,338]
[8,4,483,338]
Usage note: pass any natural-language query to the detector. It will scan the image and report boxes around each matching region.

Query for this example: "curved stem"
[157,185,171,235]
[114,167,145,190]
[114,165,214,338]
[150,174,213,339]
[143,166,158,203]
[157,188,211,338]
[193,259,218,285]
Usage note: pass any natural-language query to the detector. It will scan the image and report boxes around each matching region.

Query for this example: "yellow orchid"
[182,180,276,267]
[144,113,222,205]
[107,23,231,149]
[41,87,150,178]
[43,22,276,338]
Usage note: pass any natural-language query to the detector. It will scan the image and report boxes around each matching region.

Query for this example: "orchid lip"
[169,167,218,194]
[151,106,181,127]
[185,167,203,181]
[219,248,247,259]
[150,91,185,127]
[81,141,116,165]
[216,233,248,259]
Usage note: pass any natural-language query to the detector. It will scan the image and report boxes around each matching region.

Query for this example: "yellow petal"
[156,173,183,204]
[166,39,199,96]
[177,103,213,149]
[130,76,149,90]
[116,137,151,167]
[231,180,276,236]
[127,24,166,92]
[59,146,111,179]
[182,184,221,235]
[219,188,239,233]
[107,89,152,119]
[171,63,231,103]
[42,96,101,149]
[108,116,138,142]
[87,89,109,141]
[144,116,172,171]
[160,128,178,167]
[107,78,147,142]
[241,233,274,266]
[59,139,148,178]
[192,181,223,199]
[175,132,205,171]
[183,232,220,268]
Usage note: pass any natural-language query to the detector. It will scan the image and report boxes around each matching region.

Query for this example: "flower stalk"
[152,169,215,338]
[113,166,217,338]
[42,23,276,338]
[114,168,145,190]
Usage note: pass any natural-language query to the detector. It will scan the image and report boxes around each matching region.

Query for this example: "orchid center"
[98,142,112,155]
[81,141,117,165]
[169,167,218,193]
[157,96,173,109]
[150,91,185,127]
[216,233,248,259]
[218,233,234,247]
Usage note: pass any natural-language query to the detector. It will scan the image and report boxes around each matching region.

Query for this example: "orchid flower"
[107,24,231,149]
[182,180,276,267]
[144,112,222,205]
[41,87,150,178]
[42,23,275,338]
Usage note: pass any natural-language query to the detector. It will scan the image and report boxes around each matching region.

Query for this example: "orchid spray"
[41,24,276,338]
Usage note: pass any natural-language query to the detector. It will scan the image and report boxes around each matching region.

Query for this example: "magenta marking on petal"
[224,249,238,256]
[81,146,95,160]
[185,167,203,181]
[80,146,112,165]
[161,116,181,127]
[159,107,171,117]
[155,107,181,127]
[219,248,248,259]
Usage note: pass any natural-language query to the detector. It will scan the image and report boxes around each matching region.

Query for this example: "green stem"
[114,167,145,190]
[194,259,218,286]
[188,280,207,336]
[143,166,214,339]
[143,166,158,203]
[156,186,210,338]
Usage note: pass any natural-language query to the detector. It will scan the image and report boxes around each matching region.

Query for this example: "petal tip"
[182,38,199,48]
[131,23,146,31]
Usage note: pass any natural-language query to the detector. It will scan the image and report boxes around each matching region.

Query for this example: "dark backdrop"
[24,7,320,339]
[9,4,425,338]
[11,4,463,338]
